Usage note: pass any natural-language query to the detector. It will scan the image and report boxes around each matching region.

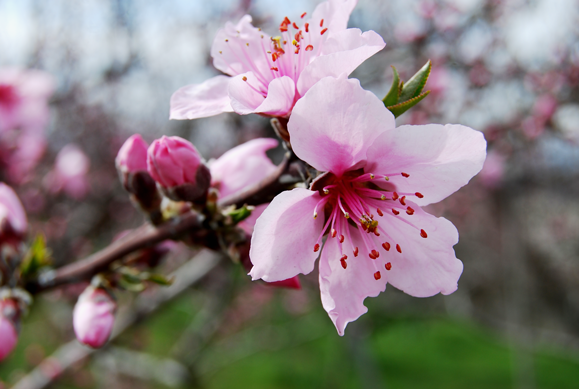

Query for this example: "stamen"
[331,228,337,238]
[399,196,406,206]
[401,172,410,178]
[377,208,383,216]
[420,229,428,238]
[314,243,320,252]
[353,247,359,257]
[242,76,247,81]
[339,234,345,243]
[406,207,414,215]
[374,271,381,280]
[292,22,299,29]
[392,192,399,200]
[301,12,307,18]
[392,209,399,215]
[341,258,347,269]
[415,192,424,198]
[385,176,390,181]
[371,249,380,258]
[385,262,392,271]
[320,19,324,27]
[305,23,309,32]
[271,67,279,71]
[369,252,376,259]
[382,242,391,251]
[396,244,402,253]
[305,45,313,51]
[320,28,328,35]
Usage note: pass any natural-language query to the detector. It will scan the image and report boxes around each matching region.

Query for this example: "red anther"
[280,25,288,32]
[341,254,348,261]
[320,28,328,35]
[242,76,248,81]
[331,228,337,238]
[415,192,424,198]
[392,209,399,215]
[392,192,399,200]
[301,12,307,18]
[401,172,410,178]
[305,45,313,51]
[374,231,380,237]
[400,196,406,206]
[377,208,383,216]
[314,243,320,252]
[385,262,392,271]
[339,234,345,243]
[396,244,402,253]
[305,23,309,32]
[369,252,376,259]
[295,31,303,42]
[406,207,415,215]
[420,229,428,238]
[320,19,324,27]
[374,271,381,280]
[371,249,380,258]
[295,48,299,54]
[292,22,299,29]
[353,247,359,257]
[283,16,291,25]
[271,67,279,71]
[382,242,391,251]
[272,53,279,62]
[341,258,347,269]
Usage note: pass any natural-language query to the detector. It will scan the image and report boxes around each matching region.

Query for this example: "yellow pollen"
[292,39,298,46]
[313,211,318,219]
[380,194,386,200]
[370,173,374,179]
[323,188,329,194]
[246,43,249,46]
[344,212,350,219]
[384,176,389,181]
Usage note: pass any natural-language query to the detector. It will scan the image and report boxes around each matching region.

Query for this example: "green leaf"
[119,276,146,292]
[386,91,431,118]
[228,204,254,224]
[146,273,175,286]
[20,235,52,277]
[382,66,401,106]
[399,60,432,102]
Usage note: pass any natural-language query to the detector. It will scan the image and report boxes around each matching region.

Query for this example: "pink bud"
[116,134,149,174]
[48,144,90,200]
[0,299,19,361]
[147,136,211,203]
[73,287,116,349]
[0,183,27,243]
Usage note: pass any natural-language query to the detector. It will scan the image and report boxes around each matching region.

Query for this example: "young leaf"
[147,273,175,286]
[386,91,431,118]
[227,204,254,224]
[398,60,432,102]
[20,235,52,277]
[382,66,401,107]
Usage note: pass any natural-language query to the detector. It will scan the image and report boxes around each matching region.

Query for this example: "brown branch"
[26,212,204,293]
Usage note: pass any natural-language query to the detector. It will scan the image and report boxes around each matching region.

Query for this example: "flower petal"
[249,188,324,282]
[210,138,278,199]
[309,0,358,32]
[211,15,272,79]
[254,76,296,117]
[372,201,463,297]
[366,124,487,206]
[319,224,386,335]
[297,29,385,96]
[228,72,266,115]
[289,77,395,176]
[170,76,233,120]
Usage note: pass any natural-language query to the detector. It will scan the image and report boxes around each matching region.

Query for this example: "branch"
[11,250,222,389]
[26,212,204,293]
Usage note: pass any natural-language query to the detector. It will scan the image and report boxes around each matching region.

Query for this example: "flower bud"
[0,183,27,246]
[116,135,162,223]
[73,286,116,349]
[147,136,211,204]
[0,298,19,361]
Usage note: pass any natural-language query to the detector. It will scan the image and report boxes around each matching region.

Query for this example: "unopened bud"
[73,286,116,349]
[0,183,27,246]
[0,298,19,361]
[116,135,162,222]
[147,136,211,204]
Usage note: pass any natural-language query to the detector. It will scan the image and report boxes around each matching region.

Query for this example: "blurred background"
[1,0,579,387]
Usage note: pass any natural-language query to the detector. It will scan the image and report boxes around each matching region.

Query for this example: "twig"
[11,250,222,389]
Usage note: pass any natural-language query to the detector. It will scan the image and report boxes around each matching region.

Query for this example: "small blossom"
[116,134,149,175]
[73,286,116,349]
[170,0,385,120]
[0,298,19,361]
[147,136,211,203]
[249,77,486,334]
[0,182,27,245]
[47,144,91,200]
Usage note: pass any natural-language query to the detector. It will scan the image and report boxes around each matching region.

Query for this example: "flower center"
[311,170,427,280]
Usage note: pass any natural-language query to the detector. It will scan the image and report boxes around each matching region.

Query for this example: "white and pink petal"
[170,76,233,120]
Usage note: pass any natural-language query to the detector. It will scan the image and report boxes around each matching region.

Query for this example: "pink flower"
[249,77,486,335]
[0,182,27,243]
[0,68,54,184]
[0,298,19,361]
[116,134,148,174]
[170,0,385,120]
[210,138,301,289]
[147,136,211,203]
[209,138,279,199]
[73,286,116,348]
[46,144,90,200]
